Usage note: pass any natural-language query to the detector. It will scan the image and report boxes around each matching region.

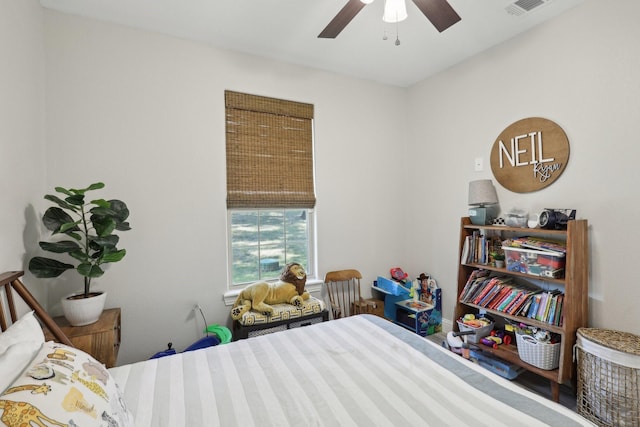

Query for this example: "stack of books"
[505,236,566,254]
[458,269,564,326]
[460,232,501,265]
[524,290,564,326]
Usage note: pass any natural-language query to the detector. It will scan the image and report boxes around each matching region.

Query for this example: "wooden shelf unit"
[454,217,589,402]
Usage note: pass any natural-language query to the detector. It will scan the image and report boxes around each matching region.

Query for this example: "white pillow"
[0,311,44,351]
[0,341,133,426]
[0,311,45,392]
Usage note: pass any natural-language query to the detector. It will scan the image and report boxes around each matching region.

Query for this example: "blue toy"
[149,305,232,359]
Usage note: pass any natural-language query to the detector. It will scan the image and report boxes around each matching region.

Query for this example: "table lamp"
[468,179,499,225]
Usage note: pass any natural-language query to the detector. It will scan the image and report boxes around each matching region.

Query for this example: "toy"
[480,330,512,349]
[409,279,420,303]
[417,273,437,305]
[459,314,491,328]
[150,342,177,359]
[444,330,478,359]
[231,262,310,320]
[390,267,408,283]
[516,322,559,344]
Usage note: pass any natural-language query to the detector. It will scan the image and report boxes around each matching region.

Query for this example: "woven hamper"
[576,328,640,427]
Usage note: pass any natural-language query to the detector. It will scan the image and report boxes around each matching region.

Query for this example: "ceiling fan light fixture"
[383,0,408,23]
[318,0,460,39]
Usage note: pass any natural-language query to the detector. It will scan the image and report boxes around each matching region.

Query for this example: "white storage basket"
[516,332,560,370]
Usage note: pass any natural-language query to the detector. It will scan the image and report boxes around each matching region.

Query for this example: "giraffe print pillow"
[0,341,132,427]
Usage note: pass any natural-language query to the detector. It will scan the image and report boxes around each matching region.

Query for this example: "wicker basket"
[516,332,560,370]
[576,328,640,427]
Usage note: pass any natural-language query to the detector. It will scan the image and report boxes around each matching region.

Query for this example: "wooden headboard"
[0,270,72,346]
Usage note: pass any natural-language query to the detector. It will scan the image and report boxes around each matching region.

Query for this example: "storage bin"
[352,298,385,318]
[469,350,524,380]
[456,319,494,344]
[504,212,528,228]
[373,278,410,321]
[232,296,328,340]
[503,246,565,278]
[516,332,560,370]
[395,291,442,337]
[576,328,640,427]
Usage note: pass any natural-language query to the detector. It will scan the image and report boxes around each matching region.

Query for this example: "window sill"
[223,279,324,306]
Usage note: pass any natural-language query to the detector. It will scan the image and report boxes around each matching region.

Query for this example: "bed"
[1,271,595,426]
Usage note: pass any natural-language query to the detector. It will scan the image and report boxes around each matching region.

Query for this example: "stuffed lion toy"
[231,262,310,321]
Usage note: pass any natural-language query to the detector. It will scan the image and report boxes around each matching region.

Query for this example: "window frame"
[226,208,316,290]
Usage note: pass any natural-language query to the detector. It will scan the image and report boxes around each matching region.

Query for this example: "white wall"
[0,0,47,306]
[42,11,407,364]
[9,0,637,365]
[404,0,640,335]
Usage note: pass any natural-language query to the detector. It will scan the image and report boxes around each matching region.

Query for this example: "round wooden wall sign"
[490,117,569,193]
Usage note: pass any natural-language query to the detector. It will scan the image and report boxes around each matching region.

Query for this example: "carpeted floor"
[425,331,577,411]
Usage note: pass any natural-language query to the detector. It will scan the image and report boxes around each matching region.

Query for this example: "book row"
[460,232,502,265]
[458,269,564,326]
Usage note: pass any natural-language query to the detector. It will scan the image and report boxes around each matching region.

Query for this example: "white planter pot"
[61,291,107,326]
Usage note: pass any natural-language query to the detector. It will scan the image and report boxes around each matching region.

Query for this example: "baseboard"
[441,318,453,333]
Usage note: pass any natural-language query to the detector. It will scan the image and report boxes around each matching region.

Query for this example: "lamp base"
[469,206,498,225]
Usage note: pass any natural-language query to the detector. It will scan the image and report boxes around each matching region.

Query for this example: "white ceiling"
[39,0,584,87]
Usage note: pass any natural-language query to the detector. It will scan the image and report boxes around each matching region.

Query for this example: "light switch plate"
[474,157,483,171]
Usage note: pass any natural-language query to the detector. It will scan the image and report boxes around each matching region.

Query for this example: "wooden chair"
[0,270,72,346]
[324,269,376,319]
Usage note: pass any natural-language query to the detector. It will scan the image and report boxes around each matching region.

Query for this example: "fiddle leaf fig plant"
[28,182,131,298]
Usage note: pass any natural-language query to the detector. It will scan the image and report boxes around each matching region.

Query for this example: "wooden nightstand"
[44,308,121,368]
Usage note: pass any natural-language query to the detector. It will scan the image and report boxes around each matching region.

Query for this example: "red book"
[472,278,499,304]
[478,284,503,307]
[488,286,513,310]
[508,290,535,315]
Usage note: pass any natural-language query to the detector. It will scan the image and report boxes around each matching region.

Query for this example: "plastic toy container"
[470,350,523,380]
[503,246,565,278]
[456,319,494,344]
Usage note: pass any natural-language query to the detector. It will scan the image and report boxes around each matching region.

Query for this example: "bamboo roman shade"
[225,90,316,209]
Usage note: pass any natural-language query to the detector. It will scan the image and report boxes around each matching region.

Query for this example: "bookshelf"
[455,217,589,402]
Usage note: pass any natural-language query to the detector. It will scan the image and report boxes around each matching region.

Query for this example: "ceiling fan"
[318,0,461,39]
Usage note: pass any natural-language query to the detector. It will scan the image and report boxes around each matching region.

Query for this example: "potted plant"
[493,252,506,268]
[28,182,131,326]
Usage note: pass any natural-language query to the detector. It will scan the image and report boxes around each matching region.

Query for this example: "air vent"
[506,0,548,16]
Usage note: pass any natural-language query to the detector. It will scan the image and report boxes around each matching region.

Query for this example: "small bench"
[232,296,328,340]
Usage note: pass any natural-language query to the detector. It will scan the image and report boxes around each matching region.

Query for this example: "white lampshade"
[360,0,375,4]
[468,179,499,207]
[383,0,408,23]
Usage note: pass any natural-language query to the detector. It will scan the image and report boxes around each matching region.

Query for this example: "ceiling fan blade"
[411,0,461,33]
[318,0,367,39]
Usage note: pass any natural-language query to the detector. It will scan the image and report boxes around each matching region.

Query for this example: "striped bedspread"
[110,315,593,427]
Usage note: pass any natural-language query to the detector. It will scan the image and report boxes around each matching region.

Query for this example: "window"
[229,208,314,285]
[225,91,315,287]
